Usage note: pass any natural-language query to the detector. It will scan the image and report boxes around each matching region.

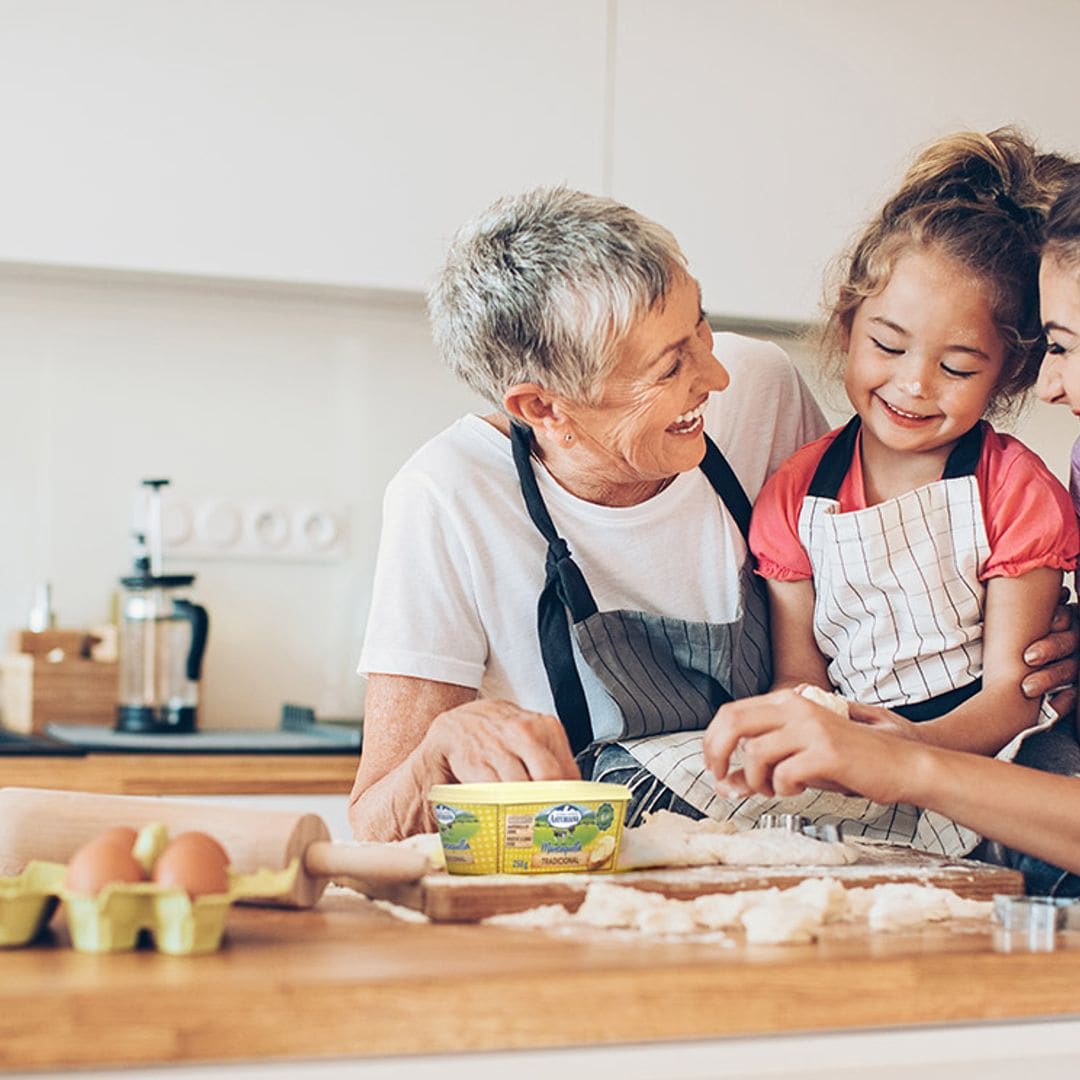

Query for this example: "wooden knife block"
[1,629,118,733]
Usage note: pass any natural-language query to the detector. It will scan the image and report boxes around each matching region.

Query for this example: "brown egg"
[151,831,230,897]
[65,836,146,895]
[93,826,139,851]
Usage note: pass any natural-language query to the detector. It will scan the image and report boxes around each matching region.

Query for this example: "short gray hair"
[428,186,688,406]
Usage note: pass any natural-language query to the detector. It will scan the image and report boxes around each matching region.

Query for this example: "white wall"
[0,265,483,727]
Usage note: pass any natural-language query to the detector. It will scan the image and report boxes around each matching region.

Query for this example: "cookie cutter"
[991,894,1080,953]
[754,813,844,844]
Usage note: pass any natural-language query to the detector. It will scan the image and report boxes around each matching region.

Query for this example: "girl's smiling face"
[844,247,1005,463]
[1036,254,1080,414]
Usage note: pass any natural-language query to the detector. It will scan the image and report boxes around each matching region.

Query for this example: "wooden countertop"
[0,752,357,795]
[4,889,1080,1072]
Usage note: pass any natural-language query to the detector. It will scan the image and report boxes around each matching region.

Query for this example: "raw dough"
[479,878,992,944]
[485,903,574,929]
[740,900,821,945]
[796,684,850,717]
[616,810,856,870]
[574,882,671,929]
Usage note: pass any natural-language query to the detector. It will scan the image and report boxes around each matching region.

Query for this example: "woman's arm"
[348,674,579,841]
[764,578,831,692]
[703,690,1080,876]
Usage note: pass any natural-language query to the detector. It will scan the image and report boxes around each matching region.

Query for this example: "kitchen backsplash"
[0,264,483,729]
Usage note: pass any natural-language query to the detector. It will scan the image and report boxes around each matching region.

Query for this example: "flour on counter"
[481,878,992,944]
[616,810,856,870]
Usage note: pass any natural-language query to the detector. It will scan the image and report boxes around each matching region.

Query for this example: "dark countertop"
[45,722,360,755]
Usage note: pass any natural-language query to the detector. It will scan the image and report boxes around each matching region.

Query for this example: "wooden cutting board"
[357,840,1024,921]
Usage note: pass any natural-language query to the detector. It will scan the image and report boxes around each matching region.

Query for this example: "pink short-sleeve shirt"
[750,422,1079,582]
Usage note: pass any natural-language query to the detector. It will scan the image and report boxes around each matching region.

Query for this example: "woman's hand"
[423,699,580,784]
[1021,590,1078,708]
[350,676,580,841]
[703,690,924,805]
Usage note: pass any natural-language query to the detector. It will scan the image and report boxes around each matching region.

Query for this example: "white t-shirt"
[359,333,827,736]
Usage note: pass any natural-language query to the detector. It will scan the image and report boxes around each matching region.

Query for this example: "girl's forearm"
[914,681,1043,755]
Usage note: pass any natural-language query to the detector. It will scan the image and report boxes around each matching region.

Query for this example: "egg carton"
[0,862,64,947]
[0,860,298,954]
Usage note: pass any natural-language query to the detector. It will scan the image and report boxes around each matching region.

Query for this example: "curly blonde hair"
[821,129,1076,417]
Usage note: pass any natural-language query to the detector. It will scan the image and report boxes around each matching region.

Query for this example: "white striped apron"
[794,418,1057,855]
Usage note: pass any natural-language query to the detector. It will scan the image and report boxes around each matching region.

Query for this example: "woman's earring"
[564,433,573,444]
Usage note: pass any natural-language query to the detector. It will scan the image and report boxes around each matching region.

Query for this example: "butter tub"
[428,781,630,875]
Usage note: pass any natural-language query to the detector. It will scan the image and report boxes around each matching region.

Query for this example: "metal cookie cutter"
[754,814,844,844]
[992,894,1080,953]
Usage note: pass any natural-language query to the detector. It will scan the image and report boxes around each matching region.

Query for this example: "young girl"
[738,131,1080,858]
[704,172,1080,892]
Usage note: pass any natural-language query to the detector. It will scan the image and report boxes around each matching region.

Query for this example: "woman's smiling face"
[560,272,730,495]
[1036,254,1080,414]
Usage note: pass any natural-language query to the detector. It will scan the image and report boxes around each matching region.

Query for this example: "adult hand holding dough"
[702,687,923,805]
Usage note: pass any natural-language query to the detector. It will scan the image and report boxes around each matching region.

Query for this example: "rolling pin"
[0,787,432,908]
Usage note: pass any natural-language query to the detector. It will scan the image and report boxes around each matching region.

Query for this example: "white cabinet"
[0,1,607,290]
[7,1,1080,313]
[609,0,1080,322]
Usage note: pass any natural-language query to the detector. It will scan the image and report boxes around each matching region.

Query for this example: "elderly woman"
[349,187,1075,842]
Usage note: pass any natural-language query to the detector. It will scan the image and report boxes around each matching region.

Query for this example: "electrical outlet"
[161,495,349,563]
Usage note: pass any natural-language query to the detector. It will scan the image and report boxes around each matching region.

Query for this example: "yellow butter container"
[428,781,630,875]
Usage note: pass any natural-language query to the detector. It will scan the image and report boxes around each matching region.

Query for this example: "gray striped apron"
[509,423,772,823]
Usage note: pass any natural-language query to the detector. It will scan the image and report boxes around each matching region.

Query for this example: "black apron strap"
[698,434,753,543]
[511,423,596,754]
[808,416,985,501]
[892,677,982,721]
[807,416,861,499]
[510,423,756,755]
[941,421,985,479]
